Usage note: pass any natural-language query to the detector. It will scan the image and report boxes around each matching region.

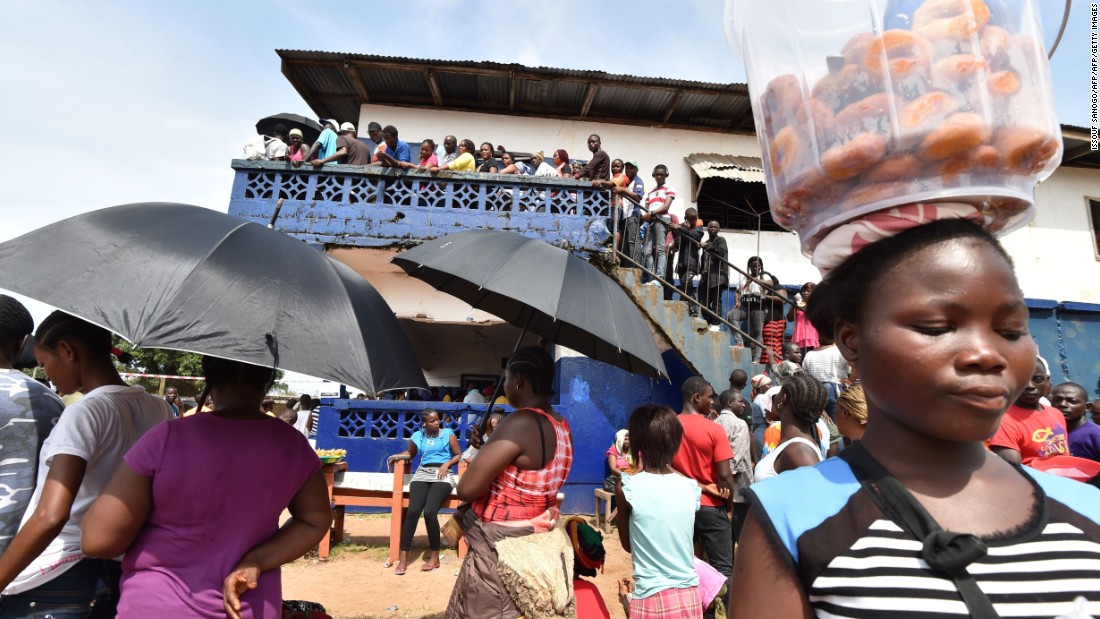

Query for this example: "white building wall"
[358,104,1100,303]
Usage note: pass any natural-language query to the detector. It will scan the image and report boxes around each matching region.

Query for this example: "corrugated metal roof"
[685,154,766,184]
[277,50,755,134]
[275,50,1100,167]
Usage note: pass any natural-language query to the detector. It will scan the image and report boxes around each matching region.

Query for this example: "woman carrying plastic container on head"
[726,1,1098,614]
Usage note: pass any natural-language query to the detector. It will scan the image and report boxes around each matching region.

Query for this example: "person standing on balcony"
[265,125,288,161]
[477,143,501,174]
[530,151,557,177]
[595,160,645,262]
[310,123,369,167]
[285,129,309,164]
[374,126,413,168]
[700,221,729,331]
[294,119,339,168]
[575,134,610,181]
[552,149,571,177]
[439,135,459,167]
[641,165,676,286]
[431,139,477,173]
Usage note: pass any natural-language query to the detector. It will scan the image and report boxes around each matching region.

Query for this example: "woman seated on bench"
[386,410,462,575]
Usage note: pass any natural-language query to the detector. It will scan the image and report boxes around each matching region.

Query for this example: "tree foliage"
[112,338,286,396]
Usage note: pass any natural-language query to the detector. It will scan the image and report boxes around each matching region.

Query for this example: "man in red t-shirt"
[990,358,1070,465]
[671,376,735,596]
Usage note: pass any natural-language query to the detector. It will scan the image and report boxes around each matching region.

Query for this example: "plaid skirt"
[629,586,703,619]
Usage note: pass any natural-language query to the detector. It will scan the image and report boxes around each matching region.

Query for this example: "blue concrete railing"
[228,160,613,251]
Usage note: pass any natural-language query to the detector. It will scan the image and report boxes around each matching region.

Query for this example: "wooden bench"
[594,488,616,534]
[320,459,467,563]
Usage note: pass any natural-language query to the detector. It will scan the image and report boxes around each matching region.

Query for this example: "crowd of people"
[2,216,1100,618]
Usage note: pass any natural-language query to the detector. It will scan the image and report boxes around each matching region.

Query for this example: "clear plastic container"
[725,0,1062,254]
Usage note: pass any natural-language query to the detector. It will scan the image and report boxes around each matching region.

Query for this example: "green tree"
[112,338,286,396]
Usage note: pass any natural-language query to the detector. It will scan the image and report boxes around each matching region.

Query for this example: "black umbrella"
[255,113,322,143]
[0,203,427,393]
[391,229,667,380]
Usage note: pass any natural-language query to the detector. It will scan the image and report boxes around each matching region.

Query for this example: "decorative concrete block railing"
[228,160,613,251]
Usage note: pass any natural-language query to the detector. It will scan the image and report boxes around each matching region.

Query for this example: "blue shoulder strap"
[1023,466,1100,524]
[748,458,861,564]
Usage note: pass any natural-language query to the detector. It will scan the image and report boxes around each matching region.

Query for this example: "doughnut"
[812,64,880,112]
[865,30,933,74]
[769,126,807,178]
[994,126,1061,174]
[762,74,804,132]
[835,92,892,141]
[842,33,876,67]
[987,70,1021,97]
[898,91,959,149]
[919,112,990,161]
[935,145,1001,182]
[913,0,990,41]
[821,132,888,180]
[863,155,923,183]
[777,170,854,224]
[932,54,990,96]
[884,56,932,100]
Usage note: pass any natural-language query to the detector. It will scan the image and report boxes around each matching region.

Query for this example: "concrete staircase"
[614,268,760,391]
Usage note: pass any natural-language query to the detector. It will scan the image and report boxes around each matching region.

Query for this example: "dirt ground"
[282,514,632,619]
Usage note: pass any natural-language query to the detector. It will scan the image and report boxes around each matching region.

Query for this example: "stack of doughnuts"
[759,0,1061,238]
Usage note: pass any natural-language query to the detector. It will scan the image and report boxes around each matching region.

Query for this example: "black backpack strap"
[839,444,1000,619]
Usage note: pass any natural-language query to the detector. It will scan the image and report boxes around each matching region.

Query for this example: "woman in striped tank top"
[730,219,1100,618]
[446,347,573,619]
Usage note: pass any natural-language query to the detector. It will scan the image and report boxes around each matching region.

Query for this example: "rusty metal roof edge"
[275,49,749,93]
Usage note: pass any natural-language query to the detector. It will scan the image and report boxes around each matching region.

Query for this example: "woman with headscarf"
[604,430,632,491]
[286,129,309,163]
[446,347,573,619]
[531,151,558,177]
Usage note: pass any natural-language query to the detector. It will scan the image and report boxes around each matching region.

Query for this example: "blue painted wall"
[316,354,683,515]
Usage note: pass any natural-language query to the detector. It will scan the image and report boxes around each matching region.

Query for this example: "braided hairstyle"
[506,347,555,396]
[780,371,827,426]
[35,311,114,359]
[837,383,868,426]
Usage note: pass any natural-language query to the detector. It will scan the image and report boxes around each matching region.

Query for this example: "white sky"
[0,0,1091,392]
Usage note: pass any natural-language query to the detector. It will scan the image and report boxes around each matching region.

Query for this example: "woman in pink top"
[787,282,820,355]
[394,139,439,172]
[286,128,309,163]
[446,347,573,619]
[82,357,331,619]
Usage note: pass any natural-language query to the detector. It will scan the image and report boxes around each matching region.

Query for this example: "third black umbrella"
[255,113,322,143]
[392,228,667,379]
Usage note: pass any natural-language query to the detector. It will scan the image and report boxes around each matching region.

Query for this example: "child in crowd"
[0,312,172,615]
[564,516,610,619]
[614,404,702,618]
[786,282,820,356]
[1051,382,1100,462]
[989,357,1070,465]
[731,219,1100,617]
